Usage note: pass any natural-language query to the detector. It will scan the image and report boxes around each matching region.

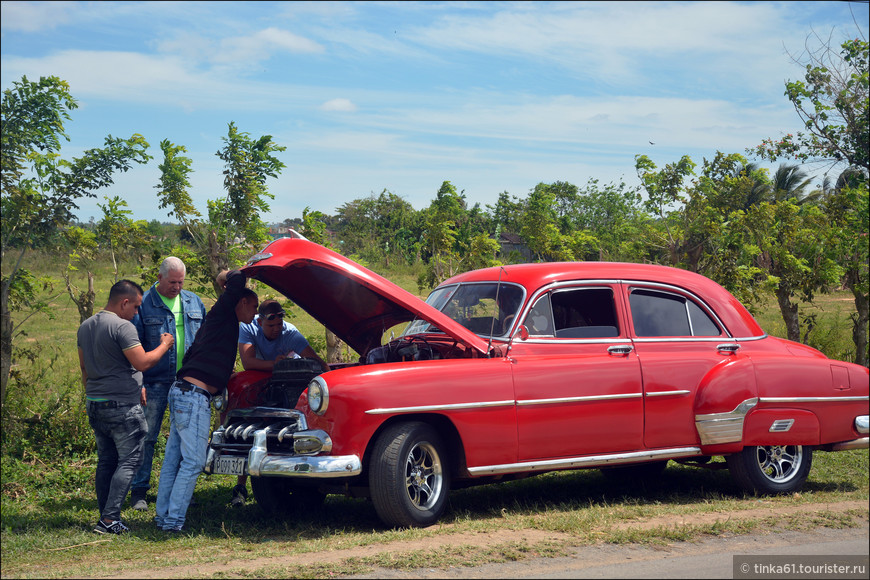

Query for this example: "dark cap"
[257,299,285,318]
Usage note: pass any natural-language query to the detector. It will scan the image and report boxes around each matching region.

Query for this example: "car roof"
[443,262,764,337]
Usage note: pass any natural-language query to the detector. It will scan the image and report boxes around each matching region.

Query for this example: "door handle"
[717,343,740,355]
[607,345,633,356]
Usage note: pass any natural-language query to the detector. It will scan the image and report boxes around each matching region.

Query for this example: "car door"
[623,283,736,449]
[509,283,644,461]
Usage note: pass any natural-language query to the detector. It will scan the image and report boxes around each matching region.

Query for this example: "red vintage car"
[204,237,869,528]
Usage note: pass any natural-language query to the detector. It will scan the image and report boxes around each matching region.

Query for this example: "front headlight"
[212,389,227,412]
[307,376,329,415]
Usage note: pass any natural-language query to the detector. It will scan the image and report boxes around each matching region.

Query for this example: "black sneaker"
[229,484,248,507]
[94,519,130,535]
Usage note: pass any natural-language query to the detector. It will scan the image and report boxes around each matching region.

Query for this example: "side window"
[629,289,721,337]
[687,300,720,336]
[550,288,619,338]
[525,294,554,336]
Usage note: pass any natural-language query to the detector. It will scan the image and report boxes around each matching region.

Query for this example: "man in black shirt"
[153,270,257,532]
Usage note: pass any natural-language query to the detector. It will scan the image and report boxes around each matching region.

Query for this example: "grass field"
[1,249,867,578]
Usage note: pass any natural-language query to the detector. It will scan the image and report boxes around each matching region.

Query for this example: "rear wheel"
[369,422,450,528]
[726,445,812,494]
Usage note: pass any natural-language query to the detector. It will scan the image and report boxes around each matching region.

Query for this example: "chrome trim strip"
[246,251,273,265]
[468,447,701,476]
[769,419,794,433]
[366,399,515,415]
[517,393,642,406]
[694,397,758,445]
[521,338,628,345]
[632,337,736,343]
[646,390,691,397]
[735,334,768,341]
[760,396,869,403]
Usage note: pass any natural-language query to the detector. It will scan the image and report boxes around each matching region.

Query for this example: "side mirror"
[515,325,529,341]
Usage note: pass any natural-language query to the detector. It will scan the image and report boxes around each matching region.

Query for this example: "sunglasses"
[262,311,285,321]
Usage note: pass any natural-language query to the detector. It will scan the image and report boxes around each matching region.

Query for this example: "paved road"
[347,521,869,579]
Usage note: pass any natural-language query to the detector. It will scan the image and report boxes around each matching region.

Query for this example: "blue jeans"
[130,381,172,493]
[154,383,211,531]
[87,401,147,522]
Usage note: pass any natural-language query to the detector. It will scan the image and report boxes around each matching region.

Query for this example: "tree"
[753,33,868,174]
[1,75,151,407]
[155,124,285,295]
[825,178,869,365]
[743,201,842,343]
[635,154,697,266]
[61,226,98,324]
[95,195,149,282]
[753,29,869,364]
[571,179,647,262]
[334,190,421,266]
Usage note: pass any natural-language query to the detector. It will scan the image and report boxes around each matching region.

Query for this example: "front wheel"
[369,422,450,528]
[726,445,812,494]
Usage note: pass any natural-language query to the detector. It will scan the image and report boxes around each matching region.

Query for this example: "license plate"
[213,456,246,475]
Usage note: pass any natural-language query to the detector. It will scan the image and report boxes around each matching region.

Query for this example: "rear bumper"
[828,415,868,451]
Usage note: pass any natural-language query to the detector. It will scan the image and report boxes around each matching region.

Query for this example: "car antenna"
[487,266,507,357]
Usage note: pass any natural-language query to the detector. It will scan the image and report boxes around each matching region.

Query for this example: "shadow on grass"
[1,457,862,542]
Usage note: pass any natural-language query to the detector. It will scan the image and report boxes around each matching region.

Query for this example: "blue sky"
[1,1,867,225]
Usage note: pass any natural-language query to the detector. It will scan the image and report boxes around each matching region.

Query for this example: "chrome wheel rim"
[404,441,443,511]
[755,445,802,483]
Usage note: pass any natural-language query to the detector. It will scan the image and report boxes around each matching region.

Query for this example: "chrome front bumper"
[205,427,362,478]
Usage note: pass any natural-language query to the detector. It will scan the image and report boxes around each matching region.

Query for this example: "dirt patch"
[96,500,868,579]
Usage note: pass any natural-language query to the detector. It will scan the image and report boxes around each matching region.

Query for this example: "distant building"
[268,226,306,239]
[498,232,532,262]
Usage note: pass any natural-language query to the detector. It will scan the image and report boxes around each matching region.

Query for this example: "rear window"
[629,289,720,337]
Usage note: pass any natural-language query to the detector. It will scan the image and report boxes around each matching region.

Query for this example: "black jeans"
[86,401,147,521]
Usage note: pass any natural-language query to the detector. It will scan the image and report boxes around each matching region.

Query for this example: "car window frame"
[625,283,730,339]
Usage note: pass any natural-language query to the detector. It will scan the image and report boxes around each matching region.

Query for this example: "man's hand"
[140,386,147,406]
[160,332,175,348]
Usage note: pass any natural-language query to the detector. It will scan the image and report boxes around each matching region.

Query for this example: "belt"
[87,400,134,409]
[174,380,213,400]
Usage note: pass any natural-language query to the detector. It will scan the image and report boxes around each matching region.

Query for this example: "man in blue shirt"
[230,299,329,505]
[128,257,206,511]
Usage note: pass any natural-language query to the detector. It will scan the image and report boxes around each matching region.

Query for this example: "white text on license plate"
[214,456,246,475]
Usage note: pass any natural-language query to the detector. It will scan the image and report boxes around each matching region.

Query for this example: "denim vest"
[132,286,206,383]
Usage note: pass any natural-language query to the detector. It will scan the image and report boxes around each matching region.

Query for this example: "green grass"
[1,450,866,578]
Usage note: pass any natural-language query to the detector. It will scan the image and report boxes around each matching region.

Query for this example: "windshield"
[403,282,524,338]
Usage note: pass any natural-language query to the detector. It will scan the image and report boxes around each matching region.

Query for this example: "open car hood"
[241,237,493,358]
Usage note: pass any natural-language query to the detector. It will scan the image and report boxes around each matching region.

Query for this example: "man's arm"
[78,348,88,387]
[301,346,330,372]
[238,342,275,371]
[123,332,175,372]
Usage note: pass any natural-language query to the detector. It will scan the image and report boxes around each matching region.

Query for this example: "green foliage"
[753,35,868,173]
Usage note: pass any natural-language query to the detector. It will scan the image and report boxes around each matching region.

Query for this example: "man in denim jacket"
[128,257,206,510]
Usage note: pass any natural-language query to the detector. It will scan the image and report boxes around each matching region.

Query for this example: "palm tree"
[771,164,818,205]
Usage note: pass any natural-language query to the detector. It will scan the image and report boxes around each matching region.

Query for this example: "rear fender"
[694,357,758,455]
[742,408,820,446]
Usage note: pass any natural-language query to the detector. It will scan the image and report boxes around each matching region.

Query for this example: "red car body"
[205,237,869,528]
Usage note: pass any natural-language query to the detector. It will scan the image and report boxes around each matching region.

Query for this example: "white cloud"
[319,98,357,112]
[0,0,73,32]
